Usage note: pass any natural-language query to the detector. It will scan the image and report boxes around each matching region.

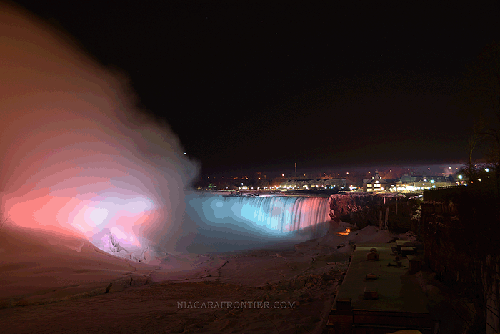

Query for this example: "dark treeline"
[422,182,500,333]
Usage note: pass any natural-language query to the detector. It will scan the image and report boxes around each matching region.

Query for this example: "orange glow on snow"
[336,228,351,236]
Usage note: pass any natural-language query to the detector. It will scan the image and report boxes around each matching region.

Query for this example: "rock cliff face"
[329,193,375,221]
[329,193,416,231]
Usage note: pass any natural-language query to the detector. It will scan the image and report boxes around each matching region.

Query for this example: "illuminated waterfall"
[174,194,331,253]
[213,196,331,233]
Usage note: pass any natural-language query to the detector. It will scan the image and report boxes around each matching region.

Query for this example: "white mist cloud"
[0,3,198,255]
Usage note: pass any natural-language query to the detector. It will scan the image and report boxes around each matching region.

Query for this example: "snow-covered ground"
[0,220,402,302]
[0,219,416,333]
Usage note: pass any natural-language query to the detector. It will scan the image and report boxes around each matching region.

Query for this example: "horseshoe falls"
[175,193,332,253]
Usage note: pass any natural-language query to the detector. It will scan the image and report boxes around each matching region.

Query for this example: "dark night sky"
[9,0,500,177]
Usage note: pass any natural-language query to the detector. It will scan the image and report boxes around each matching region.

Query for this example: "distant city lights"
[198,164,483,192]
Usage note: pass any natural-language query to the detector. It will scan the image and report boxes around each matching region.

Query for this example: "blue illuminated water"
[169,193,331,253]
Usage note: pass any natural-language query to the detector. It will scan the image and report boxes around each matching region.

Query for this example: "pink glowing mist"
[0,4,198,257]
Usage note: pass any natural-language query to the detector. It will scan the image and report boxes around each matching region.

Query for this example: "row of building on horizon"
[278,170,460,192]
[197,167,492,193]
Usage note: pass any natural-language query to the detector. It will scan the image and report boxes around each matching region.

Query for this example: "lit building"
[391,174,455,192]
[279,178,348,190]
[363,170,387,192]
